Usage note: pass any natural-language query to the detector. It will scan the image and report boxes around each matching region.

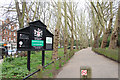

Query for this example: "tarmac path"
[56,47,118,78]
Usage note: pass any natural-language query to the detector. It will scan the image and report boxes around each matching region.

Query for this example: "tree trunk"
[90,33,93,47]
[63,1,68,56]
[101,2,113,48]
[109,30,118,49]
[109,14,118,49]
[93,35,99,48]
[52,29,59,59]
[117,3,120,62]
[101,18,113,48]
[60,38,62,48]
[70,33,74,51]
[15,1,26,28]
[64,38,67,55]
[70,8,74,52]
[101,30,110,48]
[118,3,120,47]
[76,39,79,50]
[52,1,61,60]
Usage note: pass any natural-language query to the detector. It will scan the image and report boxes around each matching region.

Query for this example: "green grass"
[2,48,79,78]
[0,63,2,79]
[92,48,118,62]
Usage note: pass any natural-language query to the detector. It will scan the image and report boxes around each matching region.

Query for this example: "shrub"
[92,48,118,62]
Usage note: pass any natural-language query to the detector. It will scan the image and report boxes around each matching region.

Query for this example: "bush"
[92,48,118,62]
[5,57,14,62]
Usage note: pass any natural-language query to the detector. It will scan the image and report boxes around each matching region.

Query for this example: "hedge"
[92,48,119,62]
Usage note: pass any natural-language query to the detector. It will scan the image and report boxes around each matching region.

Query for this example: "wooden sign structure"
[17,20,54,71]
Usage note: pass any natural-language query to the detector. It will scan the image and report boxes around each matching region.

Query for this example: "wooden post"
[52,60,56,75]
[27,51,30,71]
[37,65,43,78]
[64,55,66,64]
[66,53,68,60]
[59,58,62,68]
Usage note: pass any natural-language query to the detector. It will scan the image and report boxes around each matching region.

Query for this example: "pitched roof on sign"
[17,26,30,33]
[29,20,47,28]
[46,29,54,36]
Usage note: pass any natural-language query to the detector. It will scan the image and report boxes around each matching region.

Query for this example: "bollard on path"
[80,66,92,79]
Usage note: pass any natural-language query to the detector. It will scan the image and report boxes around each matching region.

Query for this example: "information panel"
[46,37,52,44]
[46,37,53,50]
[17,20,53,51]
[32,40,44,46]
[18,33,30,48]
[31,27,44,50]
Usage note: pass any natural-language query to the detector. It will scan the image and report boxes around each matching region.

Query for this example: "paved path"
[57,47,118,78]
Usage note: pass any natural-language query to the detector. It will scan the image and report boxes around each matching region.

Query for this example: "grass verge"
[2,48,79,78]
[92,48,119,62]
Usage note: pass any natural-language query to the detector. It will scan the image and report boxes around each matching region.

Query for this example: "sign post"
[27,51,31,71]
[17,20,54,71]
[42,50,45,66]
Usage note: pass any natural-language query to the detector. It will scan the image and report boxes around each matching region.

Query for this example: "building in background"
[0,20,4,47]
[0,18,18,50]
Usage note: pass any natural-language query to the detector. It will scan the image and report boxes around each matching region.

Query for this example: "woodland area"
[0,0,120,78]
[0,0,119,60]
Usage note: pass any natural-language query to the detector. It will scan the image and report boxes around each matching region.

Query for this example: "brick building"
[0,18,18,50]
[0,20,3,47]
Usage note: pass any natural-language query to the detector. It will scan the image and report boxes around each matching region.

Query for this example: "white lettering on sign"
[46,37,52,44]
[34,28,43,37]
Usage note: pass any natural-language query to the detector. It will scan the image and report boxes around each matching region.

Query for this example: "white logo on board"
[19,41,23,47]
[34,28,43,37]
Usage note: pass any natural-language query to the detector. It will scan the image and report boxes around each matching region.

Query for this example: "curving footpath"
[56,47,118,78]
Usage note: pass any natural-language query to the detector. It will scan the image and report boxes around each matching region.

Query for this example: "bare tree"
[52,0,62,60]
[63,1,68,57]
[15,0,26,28]
[101,2,113,48]
[109,14,118,49]
[118,2,120,48]
[91,2,102,48]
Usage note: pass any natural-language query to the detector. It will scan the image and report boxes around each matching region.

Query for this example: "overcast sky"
[0,0,119,21]
[0,0,86,21]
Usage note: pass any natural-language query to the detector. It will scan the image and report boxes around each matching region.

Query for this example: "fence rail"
[23,51,74,80]
[23,69,40,80]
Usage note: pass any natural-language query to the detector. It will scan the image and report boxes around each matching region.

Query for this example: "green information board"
[32,40,44,46]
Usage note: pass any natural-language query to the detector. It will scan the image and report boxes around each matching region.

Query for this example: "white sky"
[0,0,86,20]
[0,0,119,21]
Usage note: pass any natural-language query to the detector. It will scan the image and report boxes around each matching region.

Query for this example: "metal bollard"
[80,66,92,79]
